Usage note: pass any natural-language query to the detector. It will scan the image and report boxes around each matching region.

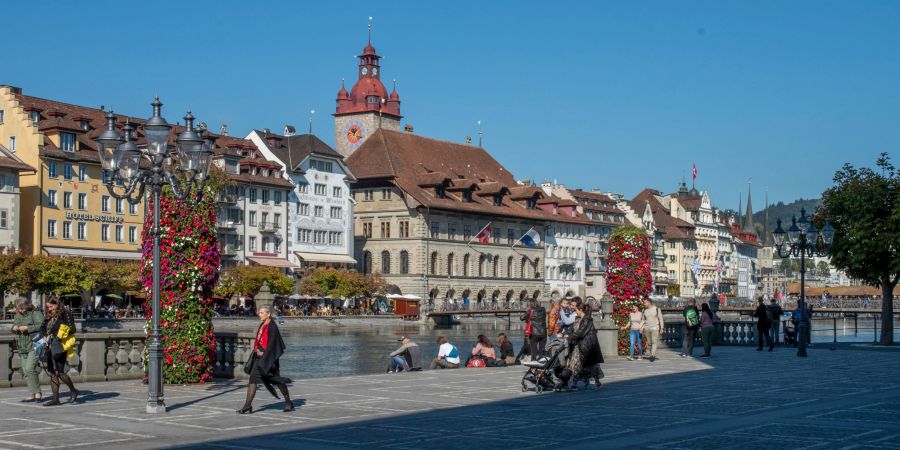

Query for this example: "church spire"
[742,180,755,235]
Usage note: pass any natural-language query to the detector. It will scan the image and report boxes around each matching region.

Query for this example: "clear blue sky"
[6,1,900,210]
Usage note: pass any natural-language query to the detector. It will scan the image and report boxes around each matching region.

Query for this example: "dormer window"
[526,198,536,209]
[435,186,446,198]
[262,168,269,177]
[60,132,76,152]
[251,167,257,176]
[493,194,503,206]
[462,190,472,202]
[30,111,40,123]
[79,119,91,131]
[367,96,380,104]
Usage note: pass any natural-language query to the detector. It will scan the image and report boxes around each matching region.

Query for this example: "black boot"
[237,384,257,414]
[44,375,61,406]
[278,384,294,412]
[59,373,78,403]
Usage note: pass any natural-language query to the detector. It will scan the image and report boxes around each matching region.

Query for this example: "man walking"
[681,299,700,358]
[754,298,774,351]
[643,298,665,362]
[768,298,784,345]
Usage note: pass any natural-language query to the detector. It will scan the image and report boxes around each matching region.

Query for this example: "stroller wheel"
[536,385,544,393]
[521,382,527,392]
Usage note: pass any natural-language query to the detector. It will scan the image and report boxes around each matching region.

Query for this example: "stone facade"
[352,186,546,307]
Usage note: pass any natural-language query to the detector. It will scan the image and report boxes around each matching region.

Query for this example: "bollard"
[833,316,837,344]
[873,315,878,344]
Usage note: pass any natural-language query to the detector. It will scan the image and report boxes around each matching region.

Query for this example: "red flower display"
[141,189,220,384]
[605,226,652,355]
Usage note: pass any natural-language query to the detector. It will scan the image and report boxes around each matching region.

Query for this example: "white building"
[540,182,589,298]
[247,130,356,271]
[0,143,34,255]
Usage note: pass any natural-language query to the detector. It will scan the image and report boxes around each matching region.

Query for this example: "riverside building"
[247,130,356,272]
[0,85,145,260]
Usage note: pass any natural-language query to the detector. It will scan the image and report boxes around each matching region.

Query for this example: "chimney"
[404,124,414,133]
[263,128,270,135]
[220,124,229,136]
[465,136,472,144]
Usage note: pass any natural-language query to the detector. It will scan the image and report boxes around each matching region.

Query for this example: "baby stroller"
[783,324,798,347]
[521,339,568,393]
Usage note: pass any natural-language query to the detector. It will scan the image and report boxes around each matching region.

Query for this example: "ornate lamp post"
[772,207,834,357]
[94,98,214,413]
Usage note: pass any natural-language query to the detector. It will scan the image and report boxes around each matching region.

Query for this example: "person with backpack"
[681,299,700,358]
[699,303,715,357]
[754,298,774,351]
[768,298,784,345]
[520,299,547,360]
[430,336,460,369]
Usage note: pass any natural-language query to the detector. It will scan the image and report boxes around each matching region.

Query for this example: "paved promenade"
[1,344,899,449]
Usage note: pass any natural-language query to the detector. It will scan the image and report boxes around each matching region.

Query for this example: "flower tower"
[140,186,221,384]
[605,225,652,355]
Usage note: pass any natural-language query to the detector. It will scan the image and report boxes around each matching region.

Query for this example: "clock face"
[345,121,366,147]
[361,66,368,76]
[372,67,378,76]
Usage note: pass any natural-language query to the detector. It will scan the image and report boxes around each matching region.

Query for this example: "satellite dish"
[198,121,207,131]
[284,125,296,136]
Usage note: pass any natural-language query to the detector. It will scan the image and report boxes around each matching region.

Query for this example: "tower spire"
[368,16,373,44]
[742,179,755,234]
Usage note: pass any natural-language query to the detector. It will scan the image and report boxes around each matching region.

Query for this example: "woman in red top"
[238,305,293,414]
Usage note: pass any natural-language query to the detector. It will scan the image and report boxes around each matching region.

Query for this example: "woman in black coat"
[42,297,79,406]
[238,305,293,414]
[566,298,604,389]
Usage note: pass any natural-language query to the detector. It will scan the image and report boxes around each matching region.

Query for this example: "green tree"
[298,269,386,298]
[90,260,141,294]
[820,153,900,345]
[816,261,831,278]
[216,265,295,298]
[0,249,29,295]
[666,283,681,297]
[19,256,95,296]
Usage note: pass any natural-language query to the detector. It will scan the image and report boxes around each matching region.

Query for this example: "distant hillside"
[753,198,823,234]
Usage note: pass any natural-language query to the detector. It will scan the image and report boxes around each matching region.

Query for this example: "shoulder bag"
[243,351,257,375]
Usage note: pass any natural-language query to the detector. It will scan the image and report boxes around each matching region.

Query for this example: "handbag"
[50,338,65,359]
[243,351,257,375]
[523,310,534,335]
[466,357,486,368]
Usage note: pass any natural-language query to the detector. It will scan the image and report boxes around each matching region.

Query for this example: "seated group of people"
[386,333,519,372]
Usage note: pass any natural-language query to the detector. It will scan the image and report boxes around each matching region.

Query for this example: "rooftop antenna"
[308,109,315,134]
[477,120,483,147]
[368,16,373,43]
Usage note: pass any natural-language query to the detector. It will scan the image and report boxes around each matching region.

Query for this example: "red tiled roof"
[346,129,590,224]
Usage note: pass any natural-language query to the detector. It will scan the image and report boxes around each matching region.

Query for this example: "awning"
[43,246,142,260]
[248,257,300,268]
[294,252,357,264]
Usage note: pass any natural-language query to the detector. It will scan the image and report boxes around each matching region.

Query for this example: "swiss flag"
[475,225,493,244]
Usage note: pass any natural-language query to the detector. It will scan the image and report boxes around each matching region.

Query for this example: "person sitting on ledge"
[388,336,423,372]
[497,333,517,365]
[430,336,460,369]
[467,334,498,366]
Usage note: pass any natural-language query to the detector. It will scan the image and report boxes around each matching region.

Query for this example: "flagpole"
[467,221,493,254]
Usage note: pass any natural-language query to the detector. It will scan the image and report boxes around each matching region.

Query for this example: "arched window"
[492,257,499,277]
[400,251,409,274]
[479,254,486,277]
[447,253,455,277]
[430,252,439,275]
[362,251,372,274]
[520,256,528,278]
[463,254,470,277]
[533,257,540,278]
[507,256,514,278]
[381,251,391,274]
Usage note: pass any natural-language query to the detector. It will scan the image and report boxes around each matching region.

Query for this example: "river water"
[279,320,527,380]
[275,317,897,380]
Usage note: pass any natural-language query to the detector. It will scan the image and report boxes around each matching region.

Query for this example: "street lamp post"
[95,98,214,413]
[772,207,834,357]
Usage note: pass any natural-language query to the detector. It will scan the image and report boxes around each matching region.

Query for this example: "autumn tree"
[216,265,295,299]
[820,153,900,345]
[0,249,29,296]
[17,256,95,297]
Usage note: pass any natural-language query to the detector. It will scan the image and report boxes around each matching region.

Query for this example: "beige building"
[0,86,145,260]
[347,129,554,308]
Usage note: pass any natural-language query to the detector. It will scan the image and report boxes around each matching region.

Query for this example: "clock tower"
[334,33,402,157]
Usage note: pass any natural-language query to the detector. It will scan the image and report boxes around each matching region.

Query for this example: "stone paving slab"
[1,344,899,449]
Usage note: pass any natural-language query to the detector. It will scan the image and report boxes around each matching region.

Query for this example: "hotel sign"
[65,212,124,223]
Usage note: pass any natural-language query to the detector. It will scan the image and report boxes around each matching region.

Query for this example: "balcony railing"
[220,244,240,256]
[217,219,241,229]
[258,221,280,233]
[217,194,237,204]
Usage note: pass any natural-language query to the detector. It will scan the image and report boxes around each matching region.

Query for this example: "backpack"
[765,306,775,323]
[685,307,699,328]
[772,304,783,318]
[448,345,459,359]
[466,357,486,368]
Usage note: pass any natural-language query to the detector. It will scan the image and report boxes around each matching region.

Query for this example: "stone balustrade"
[1,331,254,388]
[661,320,761,348]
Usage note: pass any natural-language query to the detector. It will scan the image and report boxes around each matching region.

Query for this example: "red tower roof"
[335,36,401,118]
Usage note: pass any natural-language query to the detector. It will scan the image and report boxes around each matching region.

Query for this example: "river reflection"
[279,320,526,380]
